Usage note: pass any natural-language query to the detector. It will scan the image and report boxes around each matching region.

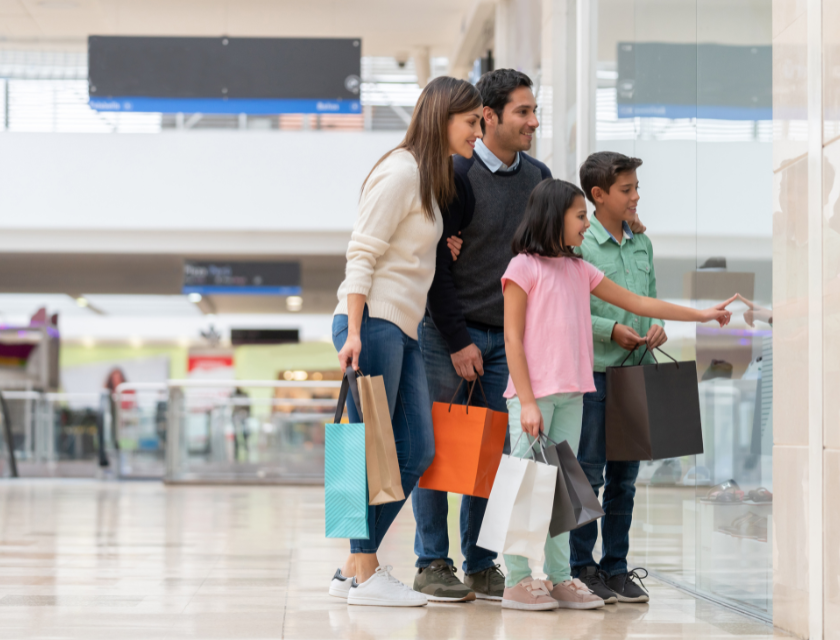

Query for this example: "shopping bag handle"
[334,368,364,423]
[619,345,679,368]
[619,344,643,367]
[638,345,680,369]
[448,377,489,414]
[540,433,559,447]
[511,431,549,464]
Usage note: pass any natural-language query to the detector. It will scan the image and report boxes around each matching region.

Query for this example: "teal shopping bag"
[325,368,369,539]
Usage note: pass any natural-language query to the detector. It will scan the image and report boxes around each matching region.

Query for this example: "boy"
[570,151,664,604]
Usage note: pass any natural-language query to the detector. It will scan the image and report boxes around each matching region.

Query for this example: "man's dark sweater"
[426,151,552,353]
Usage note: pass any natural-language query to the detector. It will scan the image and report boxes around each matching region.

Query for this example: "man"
[411,69,550,602]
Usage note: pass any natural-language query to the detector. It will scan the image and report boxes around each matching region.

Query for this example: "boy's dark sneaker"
[464,564,505,601]
[413,559,475,602]
[606,568,650,603]
[576,566,618,604]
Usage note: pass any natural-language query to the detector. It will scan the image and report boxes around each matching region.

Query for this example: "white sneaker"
[329,568,353,599]
[347,565,428,607]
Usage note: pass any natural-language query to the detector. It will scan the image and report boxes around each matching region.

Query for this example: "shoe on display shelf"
[329,568,353,599]
[649,459,682,486]
[635,461,658,485]
[575,566,618,604]
[347,565,428,607]
[501,578,559,611]
[701,479,744,504]
[464,564,506,602]
[717,512,768,542]
[412,559,475,602]
[746,487,773,503]
[549,578,605,610]
[606,568,650,604]
[678,465,711,486]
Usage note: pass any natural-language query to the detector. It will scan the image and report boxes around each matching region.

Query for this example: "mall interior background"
[0,0,835,637]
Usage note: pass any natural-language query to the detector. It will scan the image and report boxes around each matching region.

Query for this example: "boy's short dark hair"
[475,69,533,133]
[579,151,643,204]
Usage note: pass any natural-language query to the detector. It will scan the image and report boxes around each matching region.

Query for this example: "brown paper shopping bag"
[358,374,405,505]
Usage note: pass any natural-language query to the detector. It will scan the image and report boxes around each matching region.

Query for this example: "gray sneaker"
[576,566,618,604]
[464,564,505,602]
[413,559,475,602]
[606,568,650,603]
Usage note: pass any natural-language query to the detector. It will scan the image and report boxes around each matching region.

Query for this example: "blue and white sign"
[183,261,301,296]
[89,97,362,115]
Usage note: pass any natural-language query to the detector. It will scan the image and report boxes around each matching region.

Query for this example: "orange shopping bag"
[418,379,508,499]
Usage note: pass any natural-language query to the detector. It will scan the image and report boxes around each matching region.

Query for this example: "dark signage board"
[231,329,300,346]
[616,43,771,120]
[88,36,361,114]
[183,261,301,296]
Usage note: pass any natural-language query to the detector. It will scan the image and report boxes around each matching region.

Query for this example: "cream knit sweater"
[335,149,443,339]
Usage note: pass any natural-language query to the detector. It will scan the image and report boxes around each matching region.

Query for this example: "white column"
[575,0,597,175]
[539,0,575,181]
[495,0,513,69]
[807,0,824,637]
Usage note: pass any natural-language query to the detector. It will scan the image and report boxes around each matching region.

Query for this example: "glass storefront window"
[596,0,773,619]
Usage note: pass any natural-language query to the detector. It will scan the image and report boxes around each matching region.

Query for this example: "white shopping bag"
[477,436,558,562]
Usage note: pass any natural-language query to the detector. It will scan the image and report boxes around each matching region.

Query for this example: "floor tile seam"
[177,555,221,615]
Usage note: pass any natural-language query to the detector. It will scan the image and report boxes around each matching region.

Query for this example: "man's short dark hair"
[475,69,533,133]
[579,152,643,204]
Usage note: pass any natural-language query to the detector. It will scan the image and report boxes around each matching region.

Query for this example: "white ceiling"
[0,0,473,57]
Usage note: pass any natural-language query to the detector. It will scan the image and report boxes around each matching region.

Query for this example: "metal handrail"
[166,379,342,389]
[0,391,42,401]
[114,382,168,394]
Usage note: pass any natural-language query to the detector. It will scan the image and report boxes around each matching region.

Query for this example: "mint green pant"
[503,393,584,588]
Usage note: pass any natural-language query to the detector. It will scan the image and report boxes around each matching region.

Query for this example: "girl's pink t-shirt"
[501,253,605,399]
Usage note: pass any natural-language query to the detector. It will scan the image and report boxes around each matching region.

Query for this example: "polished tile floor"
[0,480,790,639]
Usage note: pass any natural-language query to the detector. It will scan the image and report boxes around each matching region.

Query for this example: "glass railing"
[0,390,111,477]
[0,379,343,483]
[163,379,341,483]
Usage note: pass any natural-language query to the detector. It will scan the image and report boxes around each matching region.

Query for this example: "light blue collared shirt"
[603,220,635,245]
[473,139,520,173]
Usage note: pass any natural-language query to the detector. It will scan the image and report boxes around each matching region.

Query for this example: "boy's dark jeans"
[569,372,640,578]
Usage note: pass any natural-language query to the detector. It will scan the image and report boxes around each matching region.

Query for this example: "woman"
[329,76,483,607]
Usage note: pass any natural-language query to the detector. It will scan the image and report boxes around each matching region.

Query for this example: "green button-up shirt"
[579,215,664,372]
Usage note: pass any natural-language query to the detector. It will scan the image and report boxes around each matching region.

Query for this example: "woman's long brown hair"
[362,76,482,222]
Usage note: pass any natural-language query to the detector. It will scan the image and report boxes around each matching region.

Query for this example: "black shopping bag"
[605,346,703,461]
[541,436,605,537]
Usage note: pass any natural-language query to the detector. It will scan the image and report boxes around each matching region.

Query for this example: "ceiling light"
[286,296,303,312]
[187,293,202,303]
[76,297,88,307]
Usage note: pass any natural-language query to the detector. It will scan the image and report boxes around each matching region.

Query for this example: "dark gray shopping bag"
[605,346,704,461]
[541,436,604,538]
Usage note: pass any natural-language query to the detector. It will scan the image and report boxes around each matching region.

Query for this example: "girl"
[500,179,734,611]
[330,76,484,607]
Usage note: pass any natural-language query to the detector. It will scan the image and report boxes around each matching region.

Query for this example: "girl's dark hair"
[362,76,482,222]
[511,178,586,258]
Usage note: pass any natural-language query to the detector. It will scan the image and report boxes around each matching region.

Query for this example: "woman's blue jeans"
[332,309,435,555]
